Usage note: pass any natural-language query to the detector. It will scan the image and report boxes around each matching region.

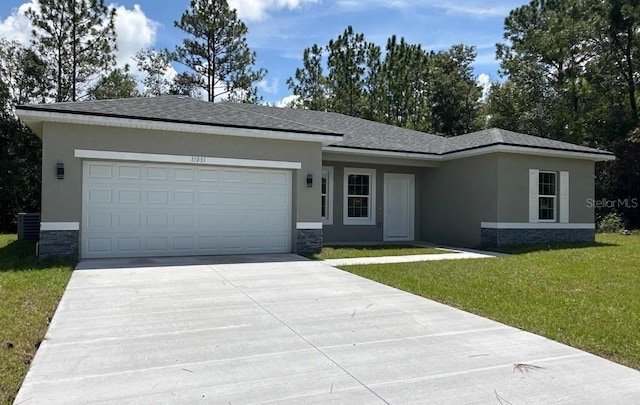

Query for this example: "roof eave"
[323,146,441,160]
[324,143,615,163]
[15,107,343,146]
[442,143,615,162]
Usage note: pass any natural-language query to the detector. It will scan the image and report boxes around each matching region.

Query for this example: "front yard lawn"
[0,235,75,404]
[341,234,640,370]
[309,245,451,260]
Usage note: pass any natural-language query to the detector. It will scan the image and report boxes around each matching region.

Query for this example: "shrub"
[597,212,625,233]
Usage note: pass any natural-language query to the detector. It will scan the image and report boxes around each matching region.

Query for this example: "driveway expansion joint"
[207,264,392,405]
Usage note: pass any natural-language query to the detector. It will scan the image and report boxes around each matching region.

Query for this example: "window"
[343,168,376,225]
[538,172,557,221]
[321,167,333,225]
[529,169,569,223]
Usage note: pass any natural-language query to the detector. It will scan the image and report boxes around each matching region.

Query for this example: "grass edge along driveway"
[308,245,450,260]
[341,233,640,371]
[0,234,75,404]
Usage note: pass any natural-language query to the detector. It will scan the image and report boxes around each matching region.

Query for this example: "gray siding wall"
[322,161,422,243]
[421,154,499,247]
[41,122,323,253]
[496,154,595,223]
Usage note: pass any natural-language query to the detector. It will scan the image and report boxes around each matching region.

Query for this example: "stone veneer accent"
[296,229,323,254]
[38,230,79,259]
[481,228,595,248]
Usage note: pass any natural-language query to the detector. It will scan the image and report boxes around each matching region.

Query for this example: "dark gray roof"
[18,96,614,158]
[17,96,342,136]
[444,128,611,156]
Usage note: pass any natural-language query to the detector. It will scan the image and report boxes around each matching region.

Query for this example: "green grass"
[308,245,451,260]
[0,235,75,404]
[341,234,640,370]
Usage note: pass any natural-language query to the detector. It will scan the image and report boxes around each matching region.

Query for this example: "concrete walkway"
[323,247,505,266]
[14,254,640,404]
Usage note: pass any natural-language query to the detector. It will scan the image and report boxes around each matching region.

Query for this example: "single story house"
[16,96,615,259]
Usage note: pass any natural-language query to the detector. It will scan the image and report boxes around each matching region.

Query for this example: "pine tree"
[87,65,139,100]
[26,0,117,102]
[173,0,266,102]
[286,44,327,110]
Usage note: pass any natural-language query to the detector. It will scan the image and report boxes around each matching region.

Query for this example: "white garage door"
[81,160,292,258]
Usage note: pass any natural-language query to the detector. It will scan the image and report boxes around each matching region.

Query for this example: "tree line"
[1,0,640,231]
[287,27,483,136]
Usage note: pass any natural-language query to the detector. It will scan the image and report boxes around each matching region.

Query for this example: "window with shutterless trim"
[343,168,376,225]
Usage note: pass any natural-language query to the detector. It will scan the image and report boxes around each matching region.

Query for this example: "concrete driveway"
[15,255,640,404]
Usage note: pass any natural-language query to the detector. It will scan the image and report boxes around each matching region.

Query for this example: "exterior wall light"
[306,173,313,188]
[56,162,64,180]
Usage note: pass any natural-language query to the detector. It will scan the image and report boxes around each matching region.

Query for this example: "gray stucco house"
[16,96,615,259]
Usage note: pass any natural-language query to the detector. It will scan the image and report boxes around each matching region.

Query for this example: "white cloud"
[112,4,160,68]
[334,0,511,18]
[275,94,299,107]
[441,4,512,18]
[477,73,491,101]
[257,77,279,94]
[0,2,160,69]
[0,0,38,45]
[228,0,319,21]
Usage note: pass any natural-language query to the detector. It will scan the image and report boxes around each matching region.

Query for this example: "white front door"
[383,173,415,241]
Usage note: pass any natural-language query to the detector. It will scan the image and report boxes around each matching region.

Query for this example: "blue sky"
[0,0,529,105]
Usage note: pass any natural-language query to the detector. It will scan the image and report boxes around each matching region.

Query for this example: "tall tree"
[0,43,44,231]
[597,0,640,122]
[325,26,368,116]
[169,71,202,98]
[287,28,483,135]
[135,48,173,97]
[429,45,483,136]
[286,44,327,110]
[27,0,117,102]
[496,0,598,142]
[87,65,139,100]
[173,0,266,102]
[0,39,50,107]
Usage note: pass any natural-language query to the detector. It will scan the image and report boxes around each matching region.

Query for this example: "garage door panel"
[146,237,169,251]
[118,165,141,179]
[82,161,292,258]
[116,237,141,253]
[173,167,195,181]
[172,191,195,205]
[146,166,169,180]
[172,214,195,227]
[116,213,140,227]
[88,163,113,179]
[86,238,112,255]
[270,172,289,184]
[198,168,219,182]
[198,191,219,205]
[88,188,113,204]
[147,190,169,204]
[118,189,142,204]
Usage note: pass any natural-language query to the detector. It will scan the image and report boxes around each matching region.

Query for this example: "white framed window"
[538,171,557,221]
[343,168,376,225]
[321,166,333,225]
[529,169,569,223]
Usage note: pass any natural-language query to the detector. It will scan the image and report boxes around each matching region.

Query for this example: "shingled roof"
[17,96,614,159]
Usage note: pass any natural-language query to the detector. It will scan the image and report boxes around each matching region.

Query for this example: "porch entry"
[383,173,415,241]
